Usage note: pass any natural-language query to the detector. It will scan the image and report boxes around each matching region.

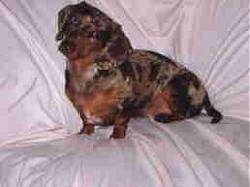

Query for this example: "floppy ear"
[56,5,72,41]
[107,33,132,62]
[104,23,133,65]
[95,23,132,70]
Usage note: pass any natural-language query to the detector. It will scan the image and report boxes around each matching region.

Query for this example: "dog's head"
[56,1,132,66]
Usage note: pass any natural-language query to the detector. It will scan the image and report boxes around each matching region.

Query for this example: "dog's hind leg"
[153,113,176,123]
[146,91,179,123]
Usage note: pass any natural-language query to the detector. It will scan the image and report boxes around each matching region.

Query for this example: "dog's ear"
[56,5,72,41]
[103,23,133,66]
[107,33,132,62]
[95,29,132,70]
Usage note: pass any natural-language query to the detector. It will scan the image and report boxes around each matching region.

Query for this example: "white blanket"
[0,0,249,186]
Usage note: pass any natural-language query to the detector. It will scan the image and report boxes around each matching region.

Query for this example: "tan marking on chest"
[69,57,97,92]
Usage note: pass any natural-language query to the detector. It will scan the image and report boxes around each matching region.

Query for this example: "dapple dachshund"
[56,2,222,138]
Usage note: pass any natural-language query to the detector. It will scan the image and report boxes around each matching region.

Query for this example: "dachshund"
[56,1,222,138]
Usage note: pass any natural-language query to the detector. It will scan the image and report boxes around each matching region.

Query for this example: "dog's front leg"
[78,113,95,135]
[110,111,130,139]
[78,123,95,135]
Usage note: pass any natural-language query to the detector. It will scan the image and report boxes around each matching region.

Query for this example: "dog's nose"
[58,42,69,54]
[58,40,75,55]
[56,31,64,41]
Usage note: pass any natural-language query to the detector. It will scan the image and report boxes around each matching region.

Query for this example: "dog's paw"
[110,127,126,139]
[78,124,95,135]
[154,113,173,123]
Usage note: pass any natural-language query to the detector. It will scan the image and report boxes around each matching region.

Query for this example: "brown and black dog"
[56,2,222,138]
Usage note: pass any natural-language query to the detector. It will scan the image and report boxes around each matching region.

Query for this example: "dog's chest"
[66,64,133,125]
[69,66,97,93]
[66,60,132,99]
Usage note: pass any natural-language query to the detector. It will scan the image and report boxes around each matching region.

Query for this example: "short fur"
[56,2,222,138]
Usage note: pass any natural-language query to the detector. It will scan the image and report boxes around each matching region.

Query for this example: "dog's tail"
[203,92,222,123]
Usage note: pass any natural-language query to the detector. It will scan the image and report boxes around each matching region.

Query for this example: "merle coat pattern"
[56,2,222,138]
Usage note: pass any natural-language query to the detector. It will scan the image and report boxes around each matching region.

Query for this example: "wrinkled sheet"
[0,117,249,187]
[0,0,249,186]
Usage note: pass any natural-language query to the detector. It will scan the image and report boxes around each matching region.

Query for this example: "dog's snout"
[58,43,68,54]
[58,40,75,55]
[56,31,64,41]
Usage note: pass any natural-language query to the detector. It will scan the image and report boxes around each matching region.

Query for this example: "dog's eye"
[70,16,80,25]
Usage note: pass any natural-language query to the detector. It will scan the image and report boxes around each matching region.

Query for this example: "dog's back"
[124,50,222,123]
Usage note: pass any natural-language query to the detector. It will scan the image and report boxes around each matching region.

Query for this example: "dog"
[56,1,222,138]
